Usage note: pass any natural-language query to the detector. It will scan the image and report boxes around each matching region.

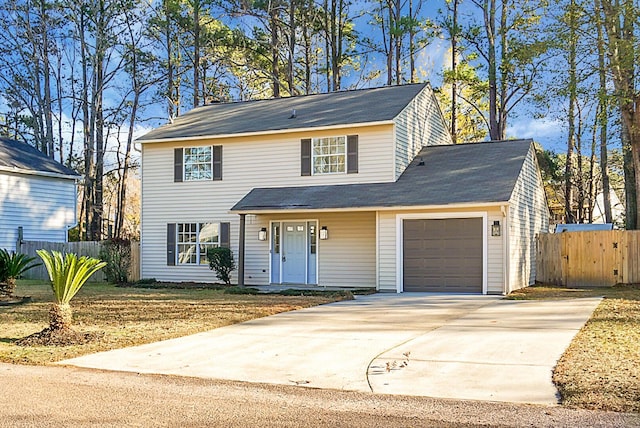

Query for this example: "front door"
[282,222,307,283]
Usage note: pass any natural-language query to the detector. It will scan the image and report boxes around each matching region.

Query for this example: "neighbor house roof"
[231,140,533,212]
[137,83,430,142]
[0,137,79,179]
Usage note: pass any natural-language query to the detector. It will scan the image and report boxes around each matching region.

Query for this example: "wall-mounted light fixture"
[258,227,268,241]
[319,226,329,240]
[491,220,501,237]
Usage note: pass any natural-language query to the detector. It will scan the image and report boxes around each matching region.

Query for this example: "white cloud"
[506,117,566,152]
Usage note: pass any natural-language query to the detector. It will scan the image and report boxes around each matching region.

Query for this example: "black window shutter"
[174,148,183,182]
[347,135,358,174]
[213,145,222,180]
[220,222,230,248]
[301,139,311,176]
[167,223,176,266]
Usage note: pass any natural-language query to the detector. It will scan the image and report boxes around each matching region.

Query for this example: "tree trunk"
[596,15,612,223]
[450,0,458,144]
[0,278,16,297]
[588,116,597,223]
[40,0,54,158]
[622,121,637,229]
[386,4,393,86]
[394,0,401,85]
[193,0,200,107]
[49,303,73,331]
[485,0,498,140]
[270,6,280,98]
[287,0,296,95]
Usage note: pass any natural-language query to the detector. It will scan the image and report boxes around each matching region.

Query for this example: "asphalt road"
[0,363,637,428]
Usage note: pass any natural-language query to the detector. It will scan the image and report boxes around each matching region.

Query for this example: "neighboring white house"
[0,138,79,252]
[592,189,625,227]
[138,83,550,294]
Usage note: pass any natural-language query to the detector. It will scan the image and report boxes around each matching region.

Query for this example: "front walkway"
[60,294,601,405]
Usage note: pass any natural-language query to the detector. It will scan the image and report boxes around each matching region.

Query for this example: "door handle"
[282,255,286,262]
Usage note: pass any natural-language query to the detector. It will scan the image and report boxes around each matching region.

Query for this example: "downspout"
[238,214,246,286]
[67,177,81,243]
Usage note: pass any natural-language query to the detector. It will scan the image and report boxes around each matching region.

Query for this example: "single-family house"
[0,137,79,252]
[138,83,549,294]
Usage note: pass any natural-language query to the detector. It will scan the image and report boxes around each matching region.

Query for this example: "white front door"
[282,222,307,283]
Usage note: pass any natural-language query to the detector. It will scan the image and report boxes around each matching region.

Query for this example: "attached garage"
[402,218,484,293]
[232,140,550,295]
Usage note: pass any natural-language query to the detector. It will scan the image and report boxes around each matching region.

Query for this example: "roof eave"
[137,120,396,144]
[0,165,79,180]
[230,201,510,215]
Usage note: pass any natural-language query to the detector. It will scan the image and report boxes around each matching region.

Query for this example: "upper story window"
[177,222,219,265]
[312,136,346,175]
[174,146,222,182]
[184,147,212,181]
[301,135,358,177]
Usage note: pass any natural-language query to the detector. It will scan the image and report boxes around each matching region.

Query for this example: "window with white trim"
[177,222,219,264]
[184,146,212,181]
[312,136,346,174]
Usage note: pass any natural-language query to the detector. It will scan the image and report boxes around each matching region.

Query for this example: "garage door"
[403,218,483,293]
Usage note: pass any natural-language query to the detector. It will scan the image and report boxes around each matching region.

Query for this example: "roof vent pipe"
[289,109,297,119]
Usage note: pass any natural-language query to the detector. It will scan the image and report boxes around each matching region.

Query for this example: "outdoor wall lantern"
[319,226,329,240]
[258,227,268,241]
[491,220,501,237]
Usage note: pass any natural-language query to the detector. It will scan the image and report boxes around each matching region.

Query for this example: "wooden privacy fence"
[536,231,640,287]
[17,241,140,283]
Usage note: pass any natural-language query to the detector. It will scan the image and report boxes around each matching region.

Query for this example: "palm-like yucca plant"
[0,249,39,297]
[36,250,106,331]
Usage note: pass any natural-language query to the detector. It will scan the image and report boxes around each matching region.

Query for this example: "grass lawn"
[0,280,350,365]
[506,284,640,413]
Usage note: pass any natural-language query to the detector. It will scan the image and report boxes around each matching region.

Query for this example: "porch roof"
[231,139,532,213]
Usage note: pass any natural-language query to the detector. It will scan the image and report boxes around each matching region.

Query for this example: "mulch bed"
[118,281,227,290]
[16,328,104,347]
[0,296,32,306]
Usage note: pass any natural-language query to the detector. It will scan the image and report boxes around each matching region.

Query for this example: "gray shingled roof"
[231,140,533,212]
[138,84,429,141]
[0,137,79,178]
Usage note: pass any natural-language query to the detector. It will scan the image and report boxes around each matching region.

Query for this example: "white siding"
[507,146,550,292]
[141,126,392,282]
[378,211,397,291]
[377,207,504,293]
[0,172,76,252]
[487,212,505,294]
[393,85,453,179]
[242,212,376,286]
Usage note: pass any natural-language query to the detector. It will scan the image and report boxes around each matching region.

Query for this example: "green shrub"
[36,250,106,330]
[99,238,131,284]
[207,247,236,285]
[0,249,39,296]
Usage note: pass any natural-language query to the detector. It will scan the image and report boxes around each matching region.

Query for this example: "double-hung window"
[175,146,222,182]
[312,136,346,174]
[184,147,212,181]
[177,222,219,265]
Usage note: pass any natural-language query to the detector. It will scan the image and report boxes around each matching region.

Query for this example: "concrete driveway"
[61,293,601,405]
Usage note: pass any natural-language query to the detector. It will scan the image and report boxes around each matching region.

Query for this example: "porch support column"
[238,214,246,286]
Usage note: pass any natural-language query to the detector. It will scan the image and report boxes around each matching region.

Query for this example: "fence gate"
[537,231,640,287]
